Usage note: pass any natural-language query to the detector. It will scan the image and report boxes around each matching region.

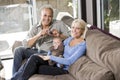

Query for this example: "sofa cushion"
[68,56,114,80]
[29,74,75,80]
[12,41,22,53]
[85,29,120,80]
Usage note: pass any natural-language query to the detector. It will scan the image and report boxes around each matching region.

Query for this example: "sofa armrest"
[0,59,3,71]
[12,41,22,53]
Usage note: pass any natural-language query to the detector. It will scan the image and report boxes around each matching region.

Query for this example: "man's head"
[40,5,53,27]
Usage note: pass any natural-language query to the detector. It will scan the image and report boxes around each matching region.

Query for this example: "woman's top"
[50,37,86,70]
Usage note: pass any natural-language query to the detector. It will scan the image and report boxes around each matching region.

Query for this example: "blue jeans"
[12,46,47,75]
[12,55,68,80]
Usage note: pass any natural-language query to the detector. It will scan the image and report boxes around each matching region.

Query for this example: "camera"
[48,30,53,35]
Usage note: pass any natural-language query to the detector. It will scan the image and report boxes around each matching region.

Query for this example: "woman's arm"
[50,42,86,65]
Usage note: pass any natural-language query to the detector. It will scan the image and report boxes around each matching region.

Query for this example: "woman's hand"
[39,55,50,61]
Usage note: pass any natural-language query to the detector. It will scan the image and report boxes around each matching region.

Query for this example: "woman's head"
[71,19,87,38]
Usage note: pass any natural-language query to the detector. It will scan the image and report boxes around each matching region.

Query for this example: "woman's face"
[40,8,53,26]
[71,23,84,38]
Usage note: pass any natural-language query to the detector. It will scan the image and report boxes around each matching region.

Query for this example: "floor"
[1,59,13,80]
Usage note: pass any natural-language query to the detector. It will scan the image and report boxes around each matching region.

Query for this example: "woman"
[11,19,87,80]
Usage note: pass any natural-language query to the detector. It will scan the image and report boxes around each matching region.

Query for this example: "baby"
[48,37,64,68]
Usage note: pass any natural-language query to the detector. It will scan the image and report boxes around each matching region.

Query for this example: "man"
[12,5,70,75]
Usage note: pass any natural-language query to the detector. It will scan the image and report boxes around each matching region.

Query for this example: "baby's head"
[53,37,62,49]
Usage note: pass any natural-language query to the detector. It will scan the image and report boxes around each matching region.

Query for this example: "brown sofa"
[28,28,120,80]
[12,27,120,80]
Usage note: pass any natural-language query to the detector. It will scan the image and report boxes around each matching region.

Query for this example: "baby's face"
[53,38,61,49]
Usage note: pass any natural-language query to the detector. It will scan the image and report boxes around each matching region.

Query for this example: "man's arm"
[27,34,41,48]
[59,21,70,37]
[23,25,48,48]
[51,20,70,40]
[27,28,49,48]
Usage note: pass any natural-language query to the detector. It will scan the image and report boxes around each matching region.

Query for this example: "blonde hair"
[71,19,88,39]
[53,37,62,42]
[71,19,86,30]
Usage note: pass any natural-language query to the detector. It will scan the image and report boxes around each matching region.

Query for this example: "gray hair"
[40,5,54,16]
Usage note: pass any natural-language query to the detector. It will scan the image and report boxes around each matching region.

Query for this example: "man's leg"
[12,46,38,75]
[12,55,47,80]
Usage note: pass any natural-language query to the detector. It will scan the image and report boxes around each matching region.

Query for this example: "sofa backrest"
[85,29,120,80]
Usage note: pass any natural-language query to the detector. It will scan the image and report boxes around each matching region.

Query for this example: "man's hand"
[36,29,49,37]
[39,55,50,61]
[51,29,60,37]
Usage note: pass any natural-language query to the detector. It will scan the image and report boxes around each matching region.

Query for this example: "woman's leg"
[12,54,68,80]
[38,65,68,75]
[19,55,48,80]
[12,46,38,75]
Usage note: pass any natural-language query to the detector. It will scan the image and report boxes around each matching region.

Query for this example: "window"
[102,0,120,38]
[0,0,79,79]
[0,0,79,59]
[0,3,30,59]
[35,0,78,21]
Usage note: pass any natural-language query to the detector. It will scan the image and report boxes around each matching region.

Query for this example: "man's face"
[40,8,53,26]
